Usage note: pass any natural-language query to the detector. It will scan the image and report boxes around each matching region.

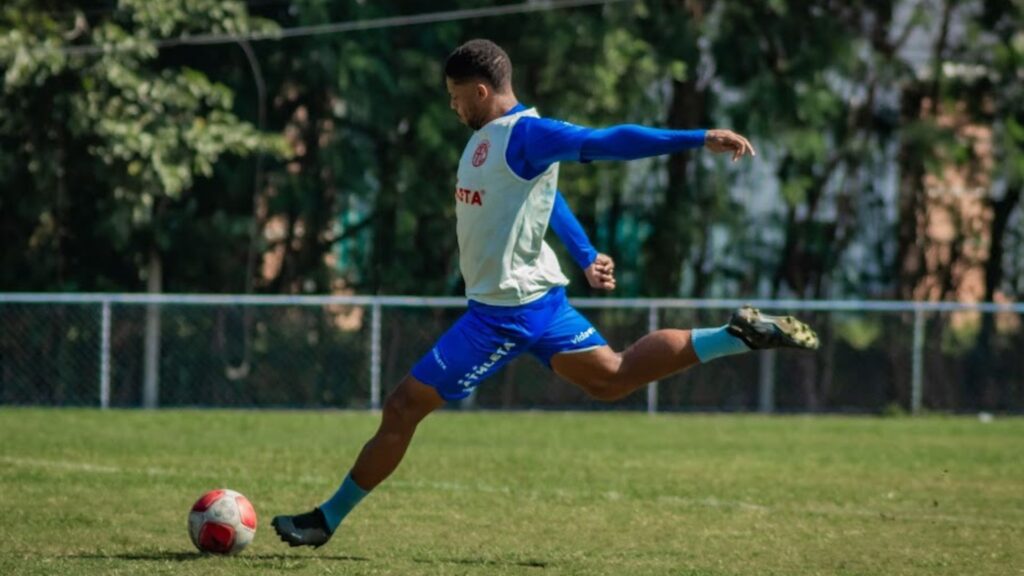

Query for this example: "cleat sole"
[728,306,820,351]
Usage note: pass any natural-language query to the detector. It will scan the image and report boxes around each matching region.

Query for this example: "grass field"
[0,408,1021,576]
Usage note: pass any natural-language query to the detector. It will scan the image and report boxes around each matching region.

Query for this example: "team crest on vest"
[472,140,490,167]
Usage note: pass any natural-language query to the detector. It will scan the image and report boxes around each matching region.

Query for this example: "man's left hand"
[585,253,616,291]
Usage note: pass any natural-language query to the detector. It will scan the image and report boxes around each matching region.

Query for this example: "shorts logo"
[432,348,448,371]
[457,341,515,389]
[472,140,490,167]
[571,327,596,345]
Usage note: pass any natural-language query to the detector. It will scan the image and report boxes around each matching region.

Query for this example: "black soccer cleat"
[271,508,334,548]
[726,305,820,351]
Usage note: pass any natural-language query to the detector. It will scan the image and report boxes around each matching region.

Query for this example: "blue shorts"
[411,287,607,401]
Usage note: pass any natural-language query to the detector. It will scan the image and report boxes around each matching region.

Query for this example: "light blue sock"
[319,473,369,532]
[691,325,750,363]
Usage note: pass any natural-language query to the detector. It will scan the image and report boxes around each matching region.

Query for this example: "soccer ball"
[188,489,257,554]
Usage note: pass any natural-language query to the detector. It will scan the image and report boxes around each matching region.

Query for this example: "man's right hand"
[585,253,616,291]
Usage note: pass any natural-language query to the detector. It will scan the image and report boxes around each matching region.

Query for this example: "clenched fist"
[585,253,616,291]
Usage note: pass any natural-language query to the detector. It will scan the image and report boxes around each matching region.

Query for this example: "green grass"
[0,408,1021,576]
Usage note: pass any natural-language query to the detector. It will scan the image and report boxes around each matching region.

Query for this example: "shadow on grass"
[414,556,549,569]
[70,551,370,562]
[71,551,547,568]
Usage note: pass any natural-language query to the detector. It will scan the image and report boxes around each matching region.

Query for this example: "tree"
[0,0,287,292]
[0,0,288,407]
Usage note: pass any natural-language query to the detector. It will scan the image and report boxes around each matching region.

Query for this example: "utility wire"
[60,0,633,56]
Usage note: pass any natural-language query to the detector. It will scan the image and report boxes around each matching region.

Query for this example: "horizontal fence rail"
[3,292,1024,313]
[1,293,1021,414]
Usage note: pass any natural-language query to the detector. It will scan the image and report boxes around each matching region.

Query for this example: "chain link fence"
[1,294,1022,412]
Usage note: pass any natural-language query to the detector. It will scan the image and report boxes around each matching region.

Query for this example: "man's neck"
[481,94,520,126]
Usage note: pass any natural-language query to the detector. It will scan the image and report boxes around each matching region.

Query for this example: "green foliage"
[941,313,983,355]
[0,0,1021,308]
[119,0,273,38]
[881,401,909,417]
[0,0,287,290]
[835,315,884,350]
[75,64,281,199]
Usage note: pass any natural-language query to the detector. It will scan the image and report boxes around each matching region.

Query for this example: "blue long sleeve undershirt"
[500,104,705,271]
[548,190,598,269]
[504,107,706,181]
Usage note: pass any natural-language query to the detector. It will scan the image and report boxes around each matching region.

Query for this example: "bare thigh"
[550,345,624,400]
[550,329,699,402]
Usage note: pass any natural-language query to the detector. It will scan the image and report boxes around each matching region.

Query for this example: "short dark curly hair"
[444,39,512,91]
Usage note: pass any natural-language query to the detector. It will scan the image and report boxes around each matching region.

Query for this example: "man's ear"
[475,82,490,100]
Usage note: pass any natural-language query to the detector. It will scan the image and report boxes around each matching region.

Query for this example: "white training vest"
[455,107,569,306]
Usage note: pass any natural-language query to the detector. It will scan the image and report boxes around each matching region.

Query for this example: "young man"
[273,39,818,547]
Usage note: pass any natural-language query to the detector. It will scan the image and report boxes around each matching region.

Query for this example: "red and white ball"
[188,489,257,554]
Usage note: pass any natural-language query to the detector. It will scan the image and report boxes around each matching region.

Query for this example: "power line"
[20,0,330,21]
[60,0,633,56]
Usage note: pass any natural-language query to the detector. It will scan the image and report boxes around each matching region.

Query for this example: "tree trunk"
[373,138,398,293]
[968,186,1021,409]
[643,77,705,297]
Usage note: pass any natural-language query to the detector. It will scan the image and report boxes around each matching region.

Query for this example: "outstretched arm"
[582,126,755,163]
[549,190,615,290]
[507,117,755,180]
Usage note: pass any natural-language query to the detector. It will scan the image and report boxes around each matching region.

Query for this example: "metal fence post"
[142,301,161,409]
[646,305,658,415]
[370,301,382,411]
[758,349,776,413]
[911,308,925,415]
[99,301,111,410]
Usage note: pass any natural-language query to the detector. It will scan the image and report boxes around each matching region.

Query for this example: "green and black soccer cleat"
[271,508,333,548]
[727,305,820,351]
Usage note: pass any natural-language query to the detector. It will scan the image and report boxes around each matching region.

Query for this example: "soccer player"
[272,39,818,547]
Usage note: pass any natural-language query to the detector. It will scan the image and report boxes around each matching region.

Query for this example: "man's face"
[446,77,489,131]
